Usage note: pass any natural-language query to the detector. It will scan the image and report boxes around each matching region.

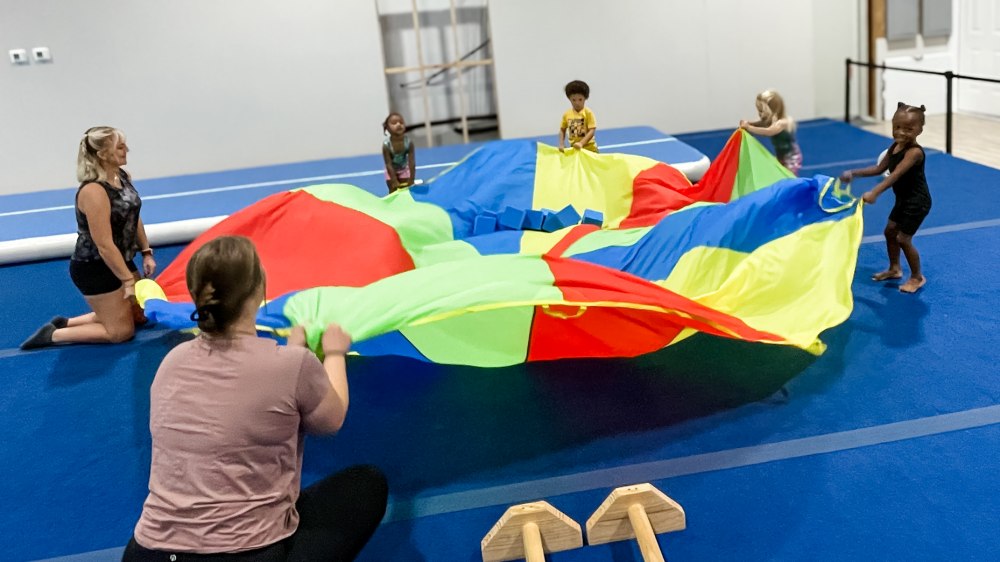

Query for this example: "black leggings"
[122,465,388,562]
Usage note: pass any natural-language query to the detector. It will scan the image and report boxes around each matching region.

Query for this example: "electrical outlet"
[32,47,52,63]
[9,49,29,65]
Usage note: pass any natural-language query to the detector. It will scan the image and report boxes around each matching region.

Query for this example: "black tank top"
[72,169,142,263]
[886,143,932,206]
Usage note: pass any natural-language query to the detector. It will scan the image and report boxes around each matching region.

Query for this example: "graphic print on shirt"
[567,116,588,141]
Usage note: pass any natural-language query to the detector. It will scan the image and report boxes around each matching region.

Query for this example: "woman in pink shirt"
[124,236,387,561]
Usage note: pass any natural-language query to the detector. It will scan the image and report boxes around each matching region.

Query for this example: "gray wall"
[0,0,388,194]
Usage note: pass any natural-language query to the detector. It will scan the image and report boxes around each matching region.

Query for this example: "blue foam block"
[581,209,604,227]
[473,215,498,235]
[499,207,526,230]
[541,209,563,232]
[555,205,581,227]
[523,209,545,230]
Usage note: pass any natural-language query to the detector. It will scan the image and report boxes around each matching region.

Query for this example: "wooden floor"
[859,112,1000,169]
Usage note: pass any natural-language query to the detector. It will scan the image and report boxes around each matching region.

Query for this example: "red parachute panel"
[156,191,415,302]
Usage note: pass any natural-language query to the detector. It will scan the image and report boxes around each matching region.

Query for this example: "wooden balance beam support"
[586,483,686,562]
[481,501,583,562]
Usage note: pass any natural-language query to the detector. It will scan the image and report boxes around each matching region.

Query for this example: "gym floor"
[3,119,998,561]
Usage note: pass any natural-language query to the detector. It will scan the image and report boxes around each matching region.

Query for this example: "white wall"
[489,0,861,140]
[877,0,961,118]
[812,0,864,121]
[0,0,389,195]
[0,1,866,195]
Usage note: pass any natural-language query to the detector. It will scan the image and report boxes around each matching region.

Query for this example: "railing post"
[945,71,954,154]
[845,59,852,123]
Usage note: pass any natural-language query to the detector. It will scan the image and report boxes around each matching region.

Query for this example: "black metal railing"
[844,58,1000,154]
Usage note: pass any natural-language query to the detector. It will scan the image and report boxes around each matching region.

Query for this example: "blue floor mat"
[3,120,999,561]
[362,422,1000,561]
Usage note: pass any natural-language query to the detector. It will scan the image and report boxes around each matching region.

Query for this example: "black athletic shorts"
[69,258,138,296]
[889,200,931,236]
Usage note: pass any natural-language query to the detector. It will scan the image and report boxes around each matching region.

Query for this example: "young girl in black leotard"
[840,102,932,294]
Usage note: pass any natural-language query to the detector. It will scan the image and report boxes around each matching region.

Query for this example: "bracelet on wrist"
[140,248,154,256]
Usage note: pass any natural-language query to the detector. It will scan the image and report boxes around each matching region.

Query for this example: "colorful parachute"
[140,130,862,367]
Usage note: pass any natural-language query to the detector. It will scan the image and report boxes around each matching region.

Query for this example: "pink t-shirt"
[133,335,332,553]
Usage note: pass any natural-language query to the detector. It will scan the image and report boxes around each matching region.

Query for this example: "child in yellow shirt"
[559,80,597,153]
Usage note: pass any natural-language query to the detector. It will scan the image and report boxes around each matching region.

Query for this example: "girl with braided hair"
[840,102,933,294]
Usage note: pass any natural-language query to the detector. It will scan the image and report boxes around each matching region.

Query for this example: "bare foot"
[872,269,903,282]
[899,276,926,294]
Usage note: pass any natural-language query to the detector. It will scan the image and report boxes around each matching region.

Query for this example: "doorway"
[957,0,1000,116]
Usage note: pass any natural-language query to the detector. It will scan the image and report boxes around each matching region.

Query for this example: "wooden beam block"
[481,501,583,562]
[586,483,685,562]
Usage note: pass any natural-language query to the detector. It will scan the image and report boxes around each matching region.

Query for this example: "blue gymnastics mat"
[0,127,708,245]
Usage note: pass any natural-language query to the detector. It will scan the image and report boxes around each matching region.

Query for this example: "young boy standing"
[559,80,598,153]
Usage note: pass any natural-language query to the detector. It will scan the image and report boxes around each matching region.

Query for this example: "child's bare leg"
[896,232,926,293]
[873,221,903,281]
[386,180,396,195]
